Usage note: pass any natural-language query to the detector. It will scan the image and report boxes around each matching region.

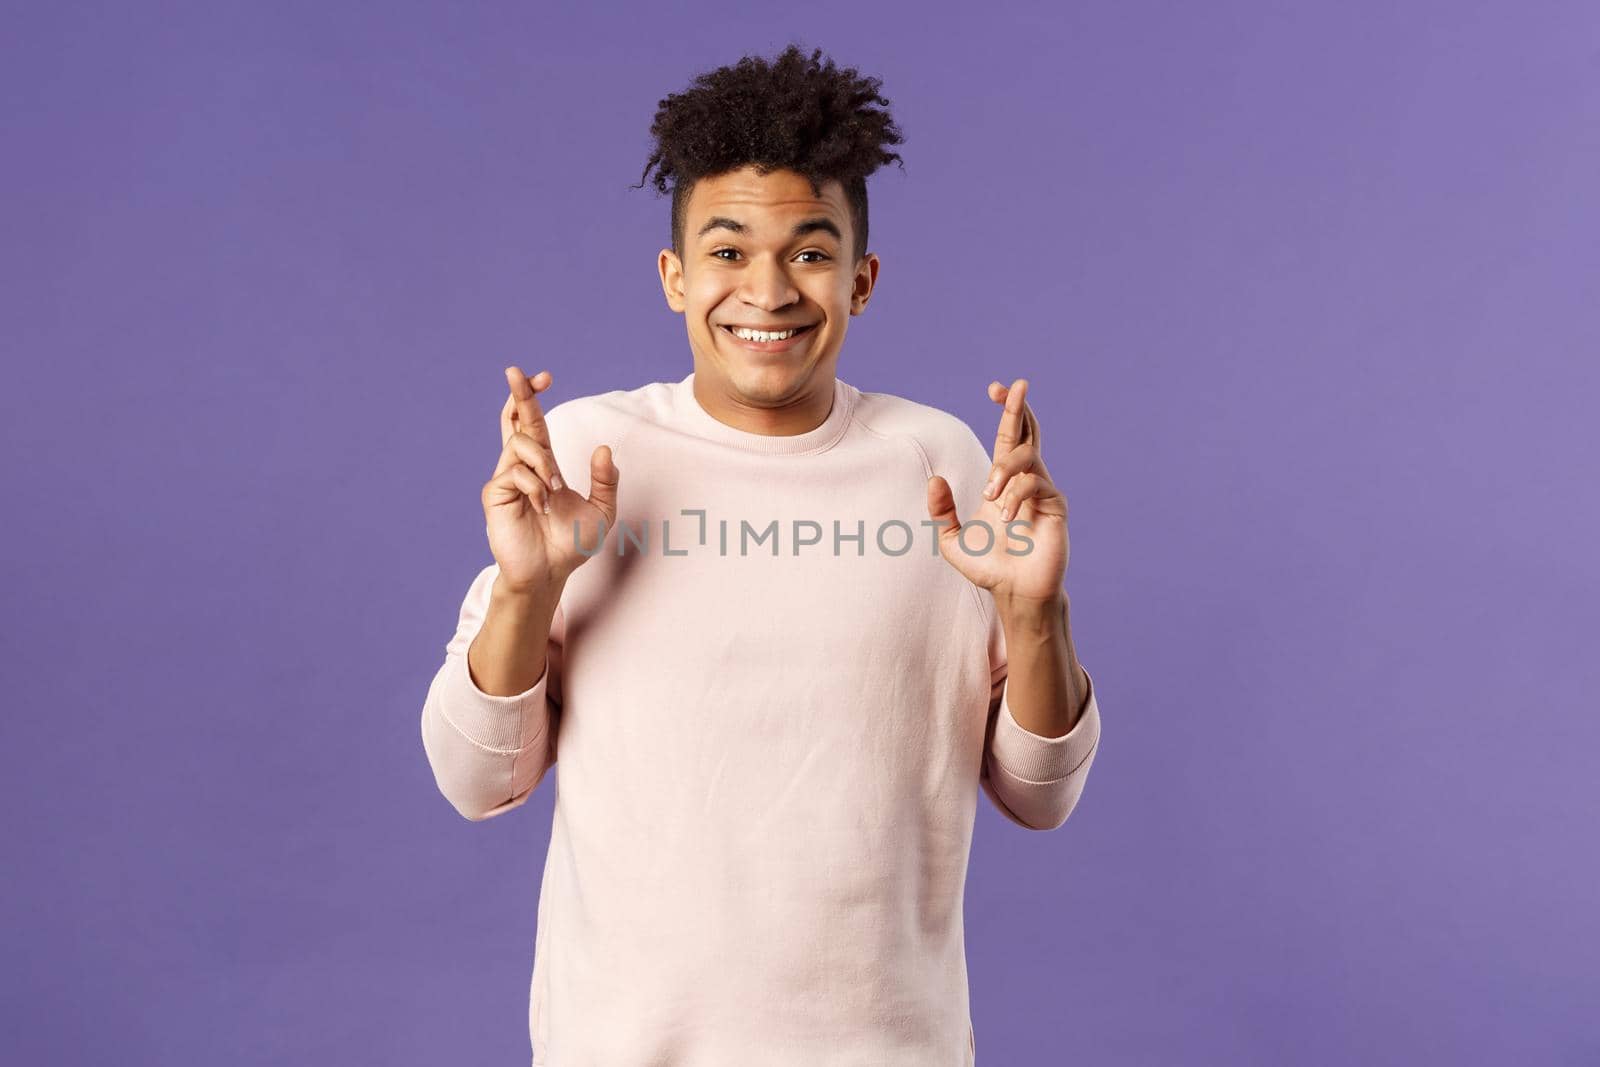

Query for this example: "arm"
[925,378,1104,830]
[979,592,1102,832]
[420,563,565,821]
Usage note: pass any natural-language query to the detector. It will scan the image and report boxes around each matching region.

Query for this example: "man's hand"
[482,367,620,594]
[926,378,1069,607]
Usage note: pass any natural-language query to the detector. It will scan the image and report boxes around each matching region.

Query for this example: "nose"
[736,255,801,313]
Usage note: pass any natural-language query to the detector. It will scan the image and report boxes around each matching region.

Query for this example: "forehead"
[686,167,848,234]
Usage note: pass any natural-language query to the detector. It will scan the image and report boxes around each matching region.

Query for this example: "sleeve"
[979,597,1102,831]
[419,562,564,821]
[953,422,1102,831]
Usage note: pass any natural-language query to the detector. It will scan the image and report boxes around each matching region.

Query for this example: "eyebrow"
[696,216,843,243]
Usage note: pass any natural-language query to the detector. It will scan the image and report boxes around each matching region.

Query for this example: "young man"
[420,44,1102,1066]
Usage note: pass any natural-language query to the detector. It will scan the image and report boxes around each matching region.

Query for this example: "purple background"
[4,2,1595,1063]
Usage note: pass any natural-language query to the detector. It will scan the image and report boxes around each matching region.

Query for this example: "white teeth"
[730,326,803,342]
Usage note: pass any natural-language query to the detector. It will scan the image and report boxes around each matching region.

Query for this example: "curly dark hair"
[633,43,906,263]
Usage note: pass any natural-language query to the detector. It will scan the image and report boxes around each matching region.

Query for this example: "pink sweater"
[420,370,1103,1065]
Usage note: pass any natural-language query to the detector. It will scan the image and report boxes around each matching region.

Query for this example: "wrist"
[995,587,1068,637]
[492,570,566,606]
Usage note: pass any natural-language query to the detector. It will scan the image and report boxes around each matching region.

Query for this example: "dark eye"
[710,248,830,263]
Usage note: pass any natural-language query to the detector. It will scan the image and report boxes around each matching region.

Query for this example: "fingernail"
[551,476,563,490]
[983,478,998,497]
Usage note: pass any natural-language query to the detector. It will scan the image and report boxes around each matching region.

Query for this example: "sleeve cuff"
[434,651,550,752]
[990,665,1101,783]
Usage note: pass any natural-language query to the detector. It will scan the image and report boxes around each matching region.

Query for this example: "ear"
[851,252,880,315]
[658,248,686,313]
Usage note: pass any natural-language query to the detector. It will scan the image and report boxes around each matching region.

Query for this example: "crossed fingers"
[494,367,566,512]
[981,378,1057,522]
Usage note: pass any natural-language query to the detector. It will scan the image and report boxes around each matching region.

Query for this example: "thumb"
[926,474,960,535]
[586,444,619,522]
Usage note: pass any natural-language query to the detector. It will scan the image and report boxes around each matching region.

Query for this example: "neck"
[692,370,836,436]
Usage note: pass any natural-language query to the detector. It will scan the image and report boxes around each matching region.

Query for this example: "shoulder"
[850,385,993,496]
[540,379,672,492]
[545,378,679,446]
[542,379,667,440]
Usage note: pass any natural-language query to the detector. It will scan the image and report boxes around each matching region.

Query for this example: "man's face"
[659,166,879,415]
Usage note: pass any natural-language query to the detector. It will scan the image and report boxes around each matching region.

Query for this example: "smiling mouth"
[721,323,818,337]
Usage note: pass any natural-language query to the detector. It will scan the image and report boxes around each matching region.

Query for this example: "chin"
[729,362,798,394]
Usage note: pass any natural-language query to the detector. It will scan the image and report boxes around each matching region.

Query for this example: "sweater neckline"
[672,371,857,455]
